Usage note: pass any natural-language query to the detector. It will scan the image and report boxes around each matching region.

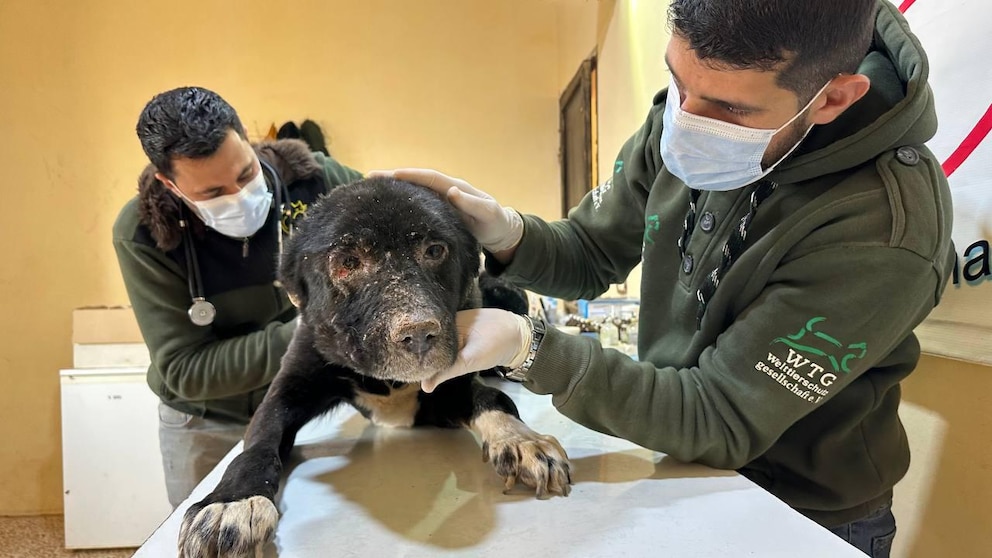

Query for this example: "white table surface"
[135,382,865,557]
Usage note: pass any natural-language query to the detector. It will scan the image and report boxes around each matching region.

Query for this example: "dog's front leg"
[426,377,573,498]
[178,330,345,558]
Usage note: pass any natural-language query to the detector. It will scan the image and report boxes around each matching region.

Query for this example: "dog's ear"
[479,271,529,315]
[467,245,482,278]
[277,244,308,309]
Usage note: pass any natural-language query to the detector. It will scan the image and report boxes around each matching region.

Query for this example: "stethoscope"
[180,158,293,326]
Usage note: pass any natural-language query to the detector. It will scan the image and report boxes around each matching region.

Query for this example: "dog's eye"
[330,253,362,279]
[424,243,447,261]
[342,255,361,270]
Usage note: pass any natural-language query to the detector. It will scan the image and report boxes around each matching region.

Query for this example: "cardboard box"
[72,343,151,368]
[72,306,144,344]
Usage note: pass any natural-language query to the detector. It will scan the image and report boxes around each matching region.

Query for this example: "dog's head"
[279,177,482,382]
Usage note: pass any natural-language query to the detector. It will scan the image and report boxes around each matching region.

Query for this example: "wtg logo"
[754,317,868,404]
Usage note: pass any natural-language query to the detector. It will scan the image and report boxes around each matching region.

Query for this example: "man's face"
[156,129,260,202]
[664,34,817,168]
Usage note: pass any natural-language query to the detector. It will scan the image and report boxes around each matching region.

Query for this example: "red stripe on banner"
[898,0,917,12]
[942,103,992,177]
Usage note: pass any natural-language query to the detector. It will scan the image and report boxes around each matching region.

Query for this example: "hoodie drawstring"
[678,181,778,329]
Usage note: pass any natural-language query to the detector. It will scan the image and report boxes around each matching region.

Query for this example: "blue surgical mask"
[660,79,830,191]
[174,170,273,238]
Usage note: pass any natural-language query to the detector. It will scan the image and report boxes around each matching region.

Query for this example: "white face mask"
[174,169,273,238]
[660,79,830,191]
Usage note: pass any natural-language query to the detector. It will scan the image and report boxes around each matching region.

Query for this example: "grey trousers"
[158,402,247,508]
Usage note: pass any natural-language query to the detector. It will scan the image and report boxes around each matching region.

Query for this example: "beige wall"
[595,0,670,175]
[0,0,572,515]
[554,0,599,94]
[594,0,670,297]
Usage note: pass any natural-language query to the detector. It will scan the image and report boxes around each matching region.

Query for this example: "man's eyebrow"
[198,162,255,194]
[237,161,254,179]
[664,54,767,114]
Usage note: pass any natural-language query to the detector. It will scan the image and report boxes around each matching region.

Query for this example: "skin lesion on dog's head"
[278,177,482,383]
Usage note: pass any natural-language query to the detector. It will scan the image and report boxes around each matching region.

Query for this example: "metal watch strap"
[499,316,546,383]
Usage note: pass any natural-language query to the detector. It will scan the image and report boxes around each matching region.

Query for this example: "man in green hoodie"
[113,87,361,507]
[377,1,953,556]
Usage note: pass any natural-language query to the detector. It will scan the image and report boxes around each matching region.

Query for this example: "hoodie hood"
[137,139,321,251]
[771,1,936,184]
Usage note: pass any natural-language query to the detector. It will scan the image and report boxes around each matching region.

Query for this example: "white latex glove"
[422,308,532,393]
[368,168,524,253]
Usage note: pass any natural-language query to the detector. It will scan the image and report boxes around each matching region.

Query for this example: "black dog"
[178,177,572,558]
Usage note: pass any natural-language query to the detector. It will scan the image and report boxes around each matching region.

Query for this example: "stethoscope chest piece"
[188,297,216,326]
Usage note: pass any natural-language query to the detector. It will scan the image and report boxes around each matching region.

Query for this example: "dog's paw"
[178,495,278,558]
[476,413,572,498]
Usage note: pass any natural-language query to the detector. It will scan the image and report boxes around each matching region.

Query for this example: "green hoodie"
[113,139,361,423]
[497,3,953,527]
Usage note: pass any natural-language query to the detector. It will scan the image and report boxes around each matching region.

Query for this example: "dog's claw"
[487,432,573,498]
[503,474,517,493]
[178,495,278,558]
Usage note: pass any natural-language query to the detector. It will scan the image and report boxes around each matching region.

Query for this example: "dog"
[177,177,572,557]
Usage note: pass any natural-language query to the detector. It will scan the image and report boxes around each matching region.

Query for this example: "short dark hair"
[135,87,246,178]
[668,0,876,104]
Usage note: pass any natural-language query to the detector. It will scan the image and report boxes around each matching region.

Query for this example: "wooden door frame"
[559,55,598,217]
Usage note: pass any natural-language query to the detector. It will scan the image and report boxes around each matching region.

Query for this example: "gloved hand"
[369,168,524,253]
[422,308,532,393]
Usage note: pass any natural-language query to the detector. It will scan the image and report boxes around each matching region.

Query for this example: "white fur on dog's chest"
[353,382,420,428]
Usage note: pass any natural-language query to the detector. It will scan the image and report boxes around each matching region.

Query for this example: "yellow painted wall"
[0,0,571,515]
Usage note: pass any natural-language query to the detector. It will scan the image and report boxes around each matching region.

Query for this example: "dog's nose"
[393,321,441,355]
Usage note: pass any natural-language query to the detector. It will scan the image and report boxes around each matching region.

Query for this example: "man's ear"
[808,74,872,126]
[155,172,182,198]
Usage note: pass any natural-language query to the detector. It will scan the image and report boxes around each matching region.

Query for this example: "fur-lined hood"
[137,139,322,251]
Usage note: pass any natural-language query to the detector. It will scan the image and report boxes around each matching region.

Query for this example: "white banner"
[899,0,992,365]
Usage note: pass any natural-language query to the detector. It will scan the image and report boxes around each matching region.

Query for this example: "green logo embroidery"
[614,159,624,175]
[643,214,660,245]
[771,317,867,373]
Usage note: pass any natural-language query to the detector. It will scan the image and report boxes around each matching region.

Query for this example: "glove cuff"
[506,314,534,370]
[484,207,524,253]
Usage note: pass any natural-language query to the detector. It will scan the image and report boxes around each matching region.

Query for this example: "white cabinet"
[59,367,171,549]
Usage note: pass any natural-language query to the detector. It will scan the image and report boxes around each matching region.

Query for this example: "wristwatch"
[498,315,547,383]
